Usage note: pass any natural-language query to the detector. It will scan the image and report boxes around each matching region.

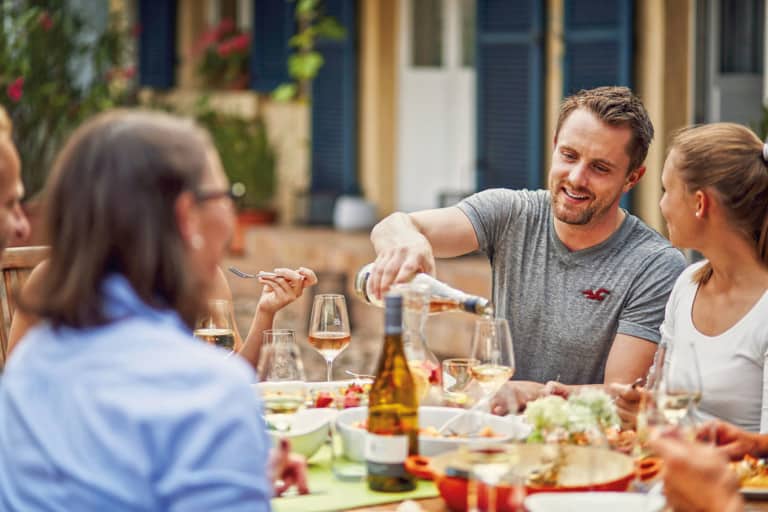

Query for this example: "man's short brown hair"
[556,86,654,172]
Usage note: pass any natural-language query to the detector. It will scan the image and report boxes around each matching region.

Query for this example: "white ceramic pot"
[333,195,377,231]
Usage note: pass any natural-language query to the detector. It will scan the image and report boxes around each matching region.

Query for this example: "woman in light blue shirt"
[0,110,301,511]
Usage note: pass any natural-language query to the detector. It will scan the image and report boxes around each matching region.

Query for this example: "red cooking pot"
[405,444,637,512]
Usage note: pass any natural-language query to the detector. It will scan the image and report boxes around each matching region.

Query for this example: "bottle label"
[365,433,409,478]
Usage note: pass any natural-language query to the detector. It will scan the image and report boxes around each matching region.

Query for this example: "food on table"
[407,359,440,401]
[351,420,500,439]
[309,381,371,409]
[732,455,768,487]
[604,428,637,454]
[635,456,663,481]
[524,389,620,444]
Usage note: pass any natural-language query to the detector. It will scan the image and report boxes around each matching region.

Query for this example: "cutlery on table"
[229,266,305,280]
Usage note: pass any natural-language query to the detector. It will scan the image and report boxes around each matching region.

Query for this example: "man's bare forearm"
[370,212,426,254]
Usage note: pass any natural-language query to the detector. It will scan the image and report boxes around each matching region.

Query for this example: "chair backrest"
[0,245,49,369]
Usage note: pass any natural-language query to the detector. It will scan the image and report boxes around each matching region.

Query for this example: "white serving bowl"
[252,382,334,459]
[335,406,530,462]
[264,407,335,459]
[525,492,665,512]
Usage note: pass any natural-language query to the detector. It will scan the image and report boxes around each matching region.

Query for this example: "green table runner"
[271,446,439,512]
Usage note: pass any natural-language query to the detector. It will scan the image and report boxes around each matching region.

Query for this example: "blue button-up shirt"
[0,275,272,511]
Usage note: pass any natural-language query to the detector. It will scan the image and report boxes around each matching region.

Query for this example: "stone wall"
[223,226,492,381]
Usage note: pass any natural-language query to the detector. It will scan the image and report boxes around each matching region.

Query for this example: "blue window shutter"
[563,0,634,209]
[251,0,293,92]
[138,0,177,89]
[562,0,633,93]
[310,0,358,198]
[476,0,544,191]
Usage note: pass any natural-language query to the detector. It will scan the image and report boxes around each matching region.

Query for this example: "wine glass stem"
[326,359,333,382]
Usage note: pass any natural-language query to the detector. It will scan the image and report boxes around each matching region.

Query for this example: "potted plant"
[195,106,277,254]
[193,18,249,90]
[0,4,133,243]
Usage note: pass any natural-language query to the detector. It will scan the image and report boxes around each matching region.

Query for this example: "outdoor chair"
[0,245,49,369]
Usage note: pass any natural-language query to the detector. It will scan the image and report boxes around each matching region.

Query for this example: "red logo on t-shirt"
[582,288,611,301]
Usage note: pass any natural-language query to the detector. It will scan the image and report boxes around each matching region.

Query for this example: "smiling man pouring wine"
[368,87,686,411]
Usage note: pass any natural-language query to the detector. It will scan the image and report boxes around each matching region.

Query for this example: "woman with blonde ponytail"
[653,123,768,432]
[609,123,768,512]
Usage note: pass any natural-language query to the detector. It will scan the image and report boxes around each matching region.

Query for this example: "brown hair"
[29,109,212,328]
[556,86,654,172]
[670,123,768,283]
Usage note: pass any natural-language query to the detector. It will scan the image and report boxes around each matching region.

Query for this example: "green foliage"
[273,0,346,102]
[0,2,133,197]
[195,100,276,210]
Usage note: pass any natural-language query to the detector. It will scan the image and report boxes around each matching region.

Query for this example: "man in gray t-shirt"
[458,188,684,384]
[368,86,685,407]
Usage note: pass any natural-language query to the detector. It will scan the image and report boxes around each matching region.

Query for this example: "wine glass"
[442,358,479,407]
[257,329,307,433]
[469,318,515,400]
[308,294,351,382]
[656,340,703,432]
[464,442,519,512]
[194,299,237,354]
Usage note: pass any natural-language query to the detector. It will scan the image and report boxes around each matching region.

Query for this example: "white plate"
[525,492,665,512]
[335,406,530,462]
[741,487,768,500]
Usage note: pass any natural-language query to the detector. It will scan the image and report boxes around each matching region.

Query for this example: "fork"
[437,395,493,436]
[228,266,305,280]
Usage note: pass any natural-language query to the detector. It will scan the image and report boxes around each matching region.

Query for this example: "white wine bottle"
[366,293,419,492]
[353,263,493,316]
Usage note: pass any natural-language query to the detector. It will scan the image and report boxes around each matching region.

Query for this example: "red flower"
[131,24,141,38]
[7,77,24,102]
[216,34,249,57]
[38,11,53,31]
[122,66,136,79]
[217,18,235,35]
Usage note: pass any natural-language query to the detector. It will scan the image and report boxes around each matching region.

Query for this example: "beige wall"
[359,0,399,218]
[544,0,565,176]
[634,0,693,234]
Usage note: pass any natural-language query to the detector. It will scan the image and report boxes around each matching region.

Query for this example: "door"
[697,0,765,125]
[397,0,476,212]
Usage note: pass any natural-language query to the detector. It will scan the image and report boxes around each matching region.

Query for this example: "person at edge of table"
[0,105,34,369]
[0,110,307,511]
[6,254,316,373]
[367,86,686,412]
[647,418,768,512]
[613,124,768,432]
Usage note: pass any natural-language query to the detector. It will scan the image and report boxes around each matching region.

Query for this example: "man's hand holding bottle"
[369,213,436,299]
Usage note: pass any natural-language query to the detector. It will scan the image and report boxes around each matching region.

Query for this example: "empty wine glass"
[308,294,351,382]
[469,318,515,400]
[257,329,307,433]
[194,299,237,354]
[464,442,518,512]
[442,358,480,407]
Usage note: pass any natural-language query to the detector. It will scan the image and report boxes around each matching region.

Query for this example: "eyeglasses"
[194,182,245,203]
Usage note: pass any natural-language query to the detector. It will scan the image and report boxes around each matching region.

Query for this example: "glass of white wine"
[194,299,236,354]
[469,318,515,401]
[657,340,703,431]
[308,294,351,382]
[257,330,307,433]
